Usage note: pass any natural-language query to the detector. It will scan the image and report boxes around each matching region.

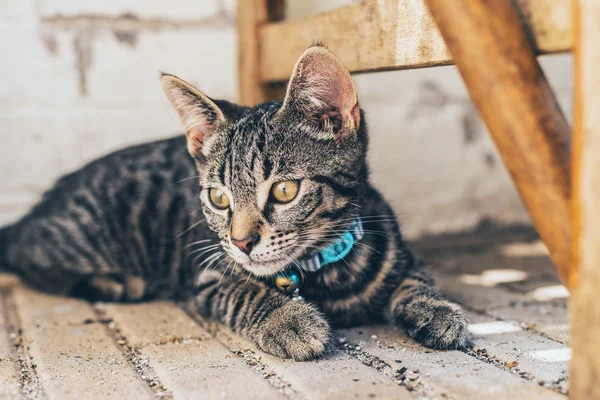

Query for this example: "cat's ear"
[160,73,226,158]
[278,45,360,137]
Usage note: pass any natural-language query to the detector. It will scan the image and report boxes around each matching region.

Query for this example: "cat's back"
[4,135,206,290]
[22,135,195,222]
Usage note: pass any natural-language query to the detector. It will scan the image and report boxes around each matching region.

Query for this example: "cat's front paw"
[397,298,469,350]
[256,301,332,361]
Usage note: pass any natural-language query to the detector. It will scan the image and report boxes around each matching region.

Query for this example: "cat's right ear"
[276,46,360,140]
[160,73,225,159]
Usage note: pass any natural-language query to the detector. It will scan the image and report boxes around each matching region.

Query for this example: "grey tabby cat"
[0,46,468,360]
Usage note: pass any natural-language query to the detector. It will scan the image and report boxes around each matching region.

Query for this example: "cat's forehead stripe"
[256,180,272,210]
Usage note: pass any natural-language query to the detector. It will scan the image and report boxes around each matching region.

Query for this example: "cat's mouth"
[228,246,309,277]
[225,231,343,277]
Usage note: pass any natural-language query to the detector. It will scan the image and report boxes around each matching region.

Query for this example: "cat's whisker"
[288,257,307,281]
[299,236,384,256]
[293,230,387,257]
[212,257,233,287]
[184,239,214,249]
[195,252,228,283]
[186,243,221,257]
[319,214,404,223]
[218,259,235,287]
[194,250,224,274]
[190,246,221,265]
[176,175,201,184]
[185,245,221,262]
[202,251,226,269]
[242,270,254,288]
[227,262,239,281]
[325,213,397,220]
[297,221,398,236]
[289,242,354,269]
[175,218,207,238]
[298,229,388,238]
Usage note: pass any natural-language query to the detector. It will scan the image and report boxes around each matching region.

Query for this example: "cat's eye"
[208,188,230,210]
[271,180,300,204]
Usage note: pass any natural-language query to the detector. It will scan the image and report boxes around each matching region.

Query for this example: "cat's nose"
[231,234,258,255]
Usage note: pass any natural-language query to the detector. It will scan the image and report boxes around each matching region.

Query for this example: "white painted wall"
[0,0,573,238]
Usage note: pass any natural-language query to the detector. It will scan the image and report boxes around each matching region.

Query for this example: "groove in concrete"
[93,304,174,399]
[1,289,44,400]
[182,303,297,397]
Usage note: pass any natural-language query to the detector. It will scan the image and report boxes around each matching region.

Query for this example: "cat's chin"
[241,258,292,277]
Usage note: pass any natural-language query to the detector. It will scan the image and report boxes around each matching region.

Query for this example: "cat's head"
[161,45,368,277]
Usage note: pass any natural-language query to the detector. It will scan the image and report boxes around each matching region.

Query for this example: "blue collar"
[296,218,364,272]
[274,218,364,295]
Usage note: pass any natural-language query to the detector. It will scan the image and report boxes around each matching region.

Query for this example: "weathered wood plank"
[192,311,416,399]
[142,342,285,399]
[237,0,286,105]
[422,0,572,284]
[102,301,210,348]
[341,325,565,399]
[467,312,569,394]
[259,0,571,82]
[434,270,570,344]
[102,302,285,399]
[12,287,153,399]
[570,0,600,397]
[259,351,414,400]
[0,292,21,399]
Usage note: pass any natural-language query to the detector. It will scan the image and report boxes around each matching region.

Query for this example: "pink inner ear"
[318,109,344,132]
[298,51,359,132]
[186,126,208,155]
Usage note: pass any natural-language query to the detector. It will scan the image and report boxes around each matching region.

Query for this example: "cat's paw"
[256,301,332,361]
[397,298,469,350]
[71,275,146,302]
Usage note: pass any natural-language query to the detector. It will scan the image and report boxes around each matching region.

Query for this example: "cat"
[0,45,469,360]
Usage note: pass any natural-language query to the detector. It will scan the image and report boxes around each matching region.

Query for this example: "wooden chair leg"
[237,0,286,106]
[422,0,572,285]
[571,0,600,397]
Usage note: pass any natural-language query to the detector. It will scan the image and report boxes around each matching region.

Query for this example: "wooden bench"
[235,1,599,398]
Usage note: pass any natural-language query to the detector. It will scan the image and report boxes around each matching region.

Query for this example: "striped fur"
[1,46,468,361]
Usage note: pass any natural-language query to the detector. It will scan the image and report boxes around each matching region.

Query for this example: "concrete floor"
[0,226,569,399]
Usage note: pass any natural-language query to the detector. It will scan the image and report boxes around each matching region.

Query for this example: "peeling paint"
[405,80,449,120]
[40,12,230,32]
[483,152,496,169]
[111,12,139,48]
[73,30,94,96]
[419,80,449,108]
[113,29,138,48]
[37,10,232,98]
[39,31,59,56]
[462,110,479,143]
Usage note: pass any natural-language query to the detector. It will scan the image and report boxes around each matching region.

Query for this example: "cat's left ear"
[161,73,226,159]
[278,45,360,138]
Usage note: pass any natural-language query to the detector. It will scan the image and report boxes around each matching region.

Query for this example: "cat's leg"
[10,217,147,302]
[385,259,470,350]
[194,270,332,361]
[71,275,147,302]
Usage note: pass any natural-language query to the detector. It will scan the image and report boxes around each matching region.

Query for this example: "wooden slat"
[186,309,415,399]
[570,0,600,398]
[237,0,286,105]
[259,0,571,83]
[341,326,565,399]
[420,0,571,285]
